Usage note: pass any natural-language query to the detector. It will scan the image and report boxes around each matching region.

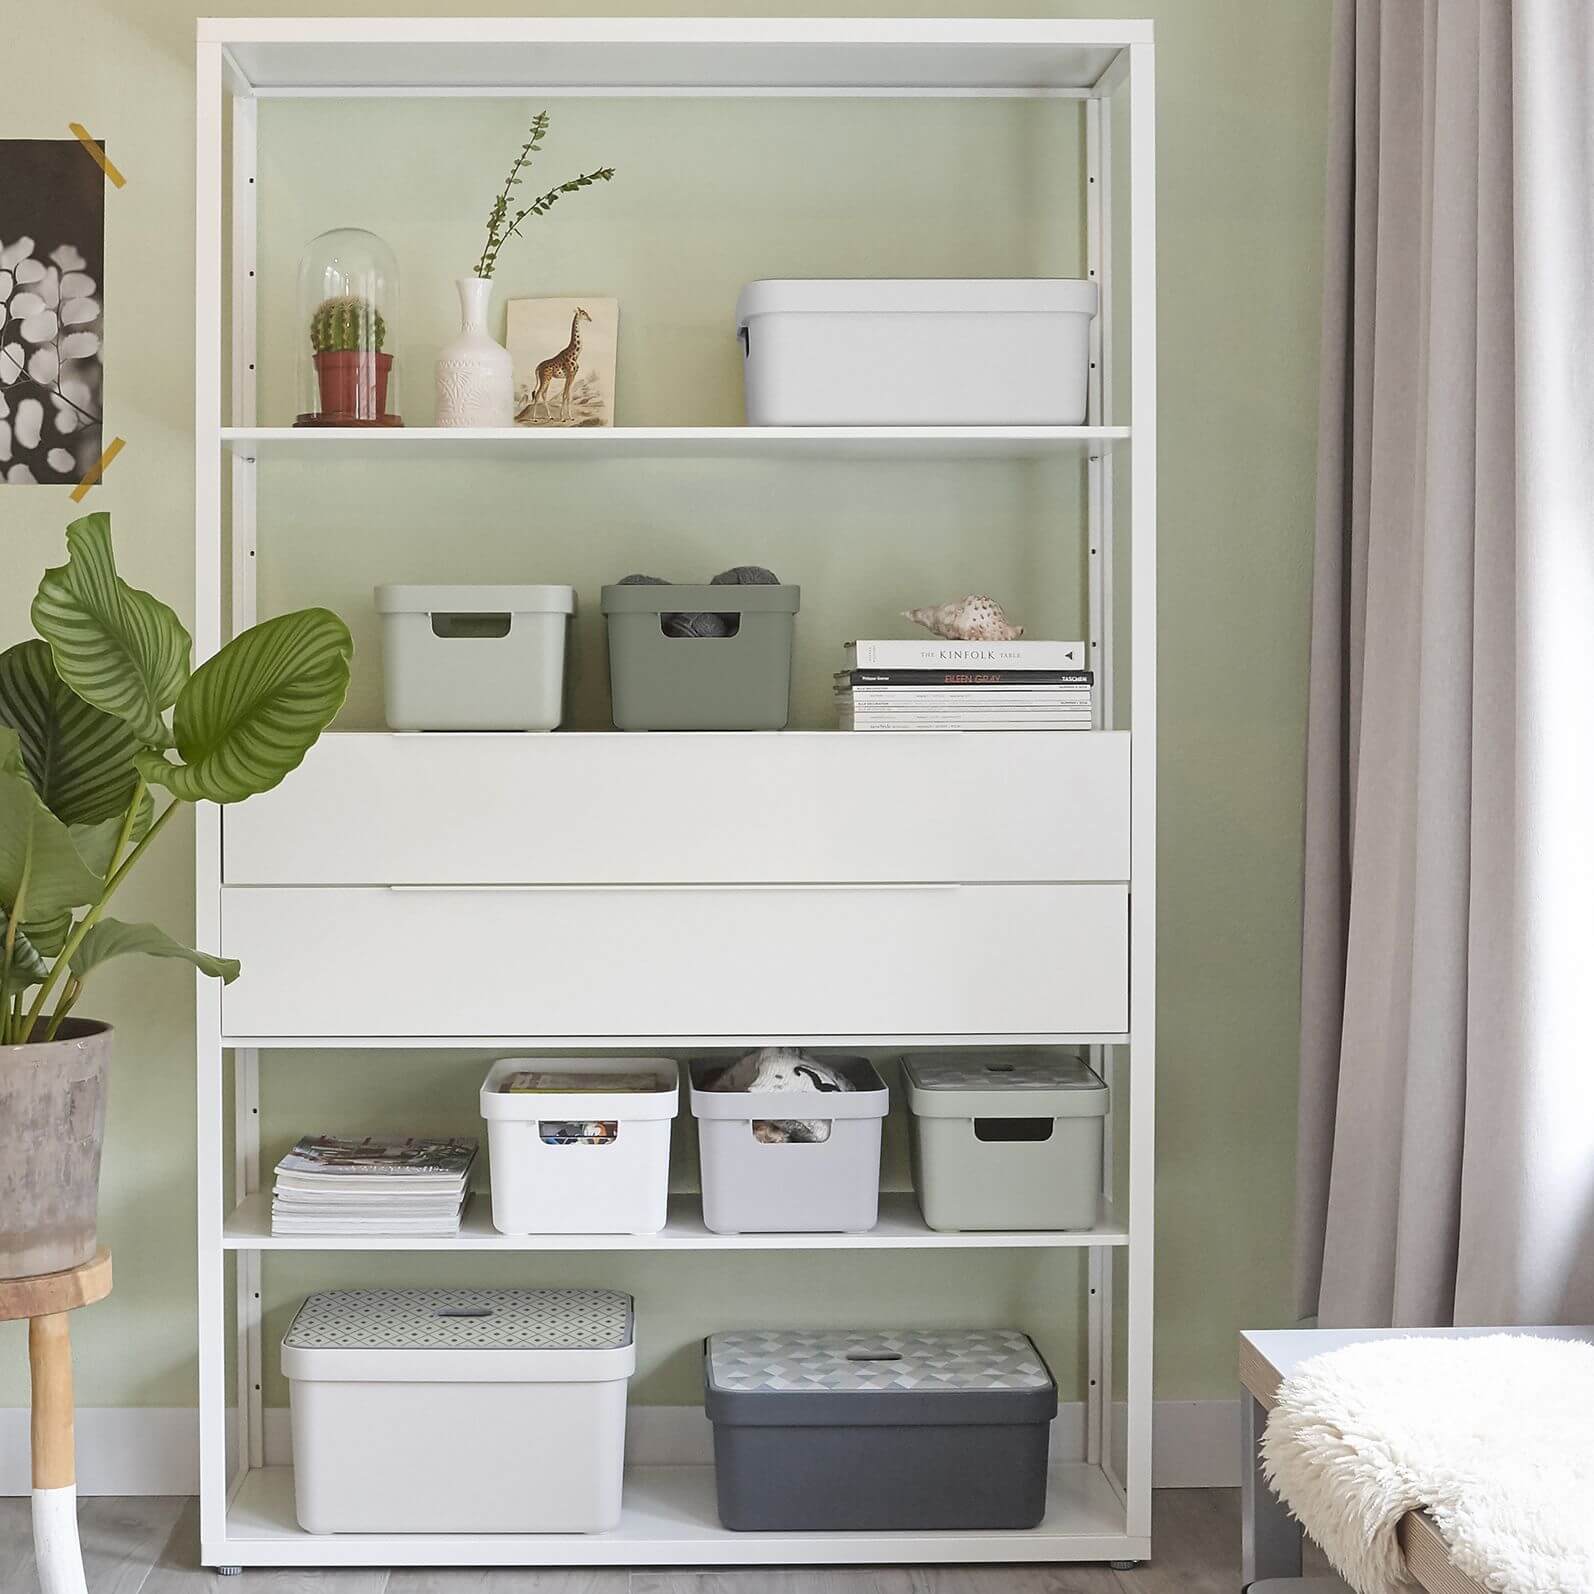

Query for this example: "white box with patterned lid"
[903,1051,1107,1232]
[282,1287,633,1533]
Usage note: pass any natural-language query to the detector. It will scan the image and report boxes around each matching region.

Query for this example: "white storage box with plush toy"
[689,1051,888,1234]
[282,1286,634,1534]
[480,1057,679,1235]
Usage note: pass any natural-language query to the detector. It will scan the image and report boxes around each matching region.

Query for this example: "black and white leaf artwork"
[0,139,105,486]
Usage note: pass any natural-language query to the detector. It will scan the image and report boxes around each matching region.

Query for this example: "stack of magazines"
[836,638,1094,731]
[270,1134,478,1236]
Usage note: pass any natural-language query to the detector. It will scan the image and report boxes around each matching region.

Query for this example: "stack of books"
[836,638,1094,731]
[270,1133,478,1237]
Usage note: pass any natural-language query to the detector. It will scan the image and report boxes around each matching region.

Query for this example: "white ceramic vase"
[435,275,514,427]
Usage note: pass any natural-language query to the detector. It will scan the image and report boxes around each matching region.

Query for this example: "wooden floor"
[0,1489,1309,1593]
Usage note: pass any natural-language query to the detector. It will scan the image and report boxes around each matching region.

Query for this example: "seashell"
[902,595,1025,642]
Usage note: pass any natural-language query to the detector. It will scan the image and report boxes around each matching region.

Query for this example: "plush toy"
[703,1047,854,1143]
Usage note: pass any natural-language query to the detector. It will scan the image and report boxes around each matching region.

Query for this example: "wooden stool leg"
[29,1314,88,1594]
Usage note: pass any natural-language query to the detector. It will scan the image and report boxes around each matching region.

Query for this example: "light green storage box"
[375,584,574,732]
[600,583,799,731]
[903,1052,1107,1232]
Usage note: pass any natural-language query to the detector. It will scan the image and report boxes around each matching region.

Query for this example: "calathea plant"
[0,513,352,1044]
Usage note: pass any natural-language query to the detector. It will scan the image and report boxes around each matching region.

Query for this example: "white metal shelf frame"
[195,17,1155,1571]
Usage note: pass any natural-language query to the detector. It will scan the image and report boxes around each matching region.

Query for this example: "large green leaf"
[2,920,54,987]
[0,640,143,823]
[17,908,72,960]
[31,513,191,750]
[70,918,239,984]
[0,770,103,921]
[0,726,21,777]
[136,609,351,804]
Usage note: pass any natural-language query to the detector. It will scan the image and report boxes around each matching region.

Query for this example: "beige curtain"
[1297,0,1594,1328]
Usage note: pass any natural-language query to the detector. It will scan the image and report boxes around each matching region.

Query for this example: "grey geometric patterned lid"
[707,1328,1050,1394]
[285,1288,633,1352]
[903,1052,1103,1092]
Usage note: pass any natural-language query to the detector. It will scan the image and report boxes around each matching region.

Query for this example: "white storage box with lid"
[480,1056,679,1235]
[736,279,1099,426]
[688,1056,888,1234]
[282,1286,634,1534]
[903,1051,1107,1231]
[374,583,575,731]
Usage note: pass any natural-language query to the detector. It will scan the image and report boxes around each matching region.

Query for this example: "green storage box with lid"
[600,582,799,730]
[903,1051,1107,1232]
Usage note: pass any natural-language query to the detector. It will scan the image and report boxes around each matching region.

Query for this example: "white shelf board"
[221,426,1129,462]
[222,1032,1134,1050]
[206,19,1150,97]
[224,1190,1127,1251]
[220,1462,1141,1567]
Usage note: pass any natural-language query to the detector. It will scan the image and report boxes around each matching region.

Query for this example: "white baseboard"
[2,1400,1241,1496]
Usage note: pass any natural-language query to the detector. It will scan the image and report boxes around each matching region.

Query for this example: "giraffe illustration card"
[507,296,618,427]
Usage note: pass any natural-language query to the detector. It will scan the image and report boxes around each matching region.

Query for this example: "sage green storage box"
[601,583,800,730]
[904,1052,1107,1232]
[376,584,575,732]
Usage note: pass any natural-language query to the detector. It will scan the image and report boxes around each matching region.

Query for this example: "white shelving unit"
[195,16,1155,1571]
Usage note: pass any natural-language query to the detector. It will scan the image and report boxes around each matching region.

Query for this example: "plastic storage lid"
[737,279,1099,324]
[375,584,576,615]
[601,583,800,615]
[688,1056,889,1122]
[480,1056,680,1122]
[903,1052,1107,1119]
[281,1288,635,1384]
[704,1328,1058,1427]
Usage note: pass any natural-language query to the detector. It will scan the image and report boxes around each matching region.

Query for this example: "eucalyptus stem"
[19,795,180,1043]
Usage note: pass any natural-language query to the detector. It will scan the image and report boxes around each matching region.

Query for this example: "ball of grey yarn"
[663,610,730,639]
[710,565,781,586]
[618,573,671,586]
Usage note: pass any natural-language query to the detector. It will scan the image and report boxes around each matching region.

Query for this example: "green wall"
[0,0,1328,1413]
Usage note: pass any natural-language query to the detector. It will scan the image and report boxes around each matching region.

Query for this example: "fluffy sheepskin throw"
[1261,1335,1594,1594]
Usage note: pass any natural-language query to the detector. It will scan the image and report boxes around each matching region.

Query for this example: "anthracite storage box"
[704,1328,1057,1531]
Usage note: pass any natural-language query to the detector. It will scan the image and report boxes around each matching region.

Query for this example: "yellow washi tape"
[68,124,126,189]
[70,437,126,502]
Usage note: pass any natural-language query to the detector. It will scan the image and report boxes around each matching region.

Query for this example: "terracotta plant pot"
[0,1020,111,1280]
[313,349,393,423]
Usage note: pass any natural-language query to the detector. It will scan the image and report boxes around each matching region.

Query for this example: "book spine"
[846,641,1087,668]
[837,669,1095,687]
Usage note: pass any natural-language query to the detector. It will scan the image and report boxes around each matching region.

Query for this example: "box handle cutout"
[749,1120,832,1145]
[540,1121,619,1147]
[974,1118,1055,1143]
[984,1063,1017,1073]
[431,612,511,639]
[846,1351,903,1362]
[434,1307,494,1318]
[658,614,741,640]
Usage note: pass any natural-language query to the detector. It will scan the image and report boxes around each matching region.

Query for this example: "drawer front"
[222,732,1130,886]
[221,884,1129,1039]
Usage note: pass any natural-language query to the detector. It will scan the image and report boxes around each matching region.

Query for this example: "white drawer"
[222,732,1130,886]
[220,884,1128,1039]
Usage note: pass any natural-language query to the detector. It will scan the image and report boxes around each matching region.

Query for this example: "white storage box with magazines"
[282,1287,634,1534]
[480,1058,679,1235]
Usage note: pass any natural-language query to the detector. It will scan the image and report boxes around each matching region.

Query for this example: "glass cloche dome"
[294,227,402,427]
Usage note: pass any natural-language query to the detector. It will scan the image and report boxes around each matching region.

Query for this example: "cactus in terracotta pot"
[307,293,393,423]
